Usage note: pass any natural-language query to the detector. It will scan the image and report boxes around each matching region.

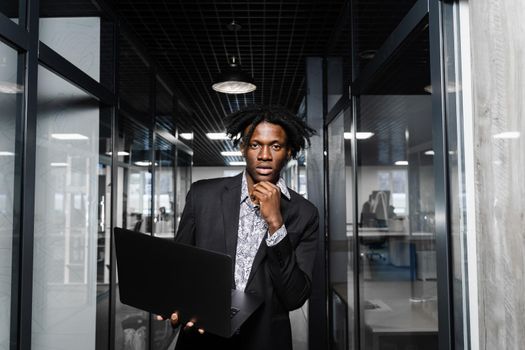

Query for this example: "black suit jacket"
[174,173,319,350]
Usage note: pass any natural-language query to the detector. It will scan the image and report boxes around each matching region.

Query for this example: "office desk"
[332,281,438,350]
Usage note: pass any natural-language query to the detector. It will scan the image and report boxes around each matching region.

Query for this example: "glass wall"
[0,40,20,350]
[39,0,115,88]
[0,0,193,349]
[0,0,19,24]
[325,1,452,348]
[355,24,438,350]
[153,135,175,238]
[96,107,113,349]
[114,114,152,350]
[175,150,191,230]
[352,0,419,76]
[327,108,355,350]
[32,65,100,349]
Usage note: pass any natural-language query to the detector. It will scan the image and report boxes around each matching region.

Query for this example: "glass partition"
[175,150,191,231]
[352,0,419,77]
[0,0,19,24]
[114,113,152,350]
[32,65,100,350]
[328,108,355,350]
[355,23,438,350]
[119,34,150,115]
[39,0,115,89]
[0,41,20,350]
[153,135,175,238]
[95,107,113,349]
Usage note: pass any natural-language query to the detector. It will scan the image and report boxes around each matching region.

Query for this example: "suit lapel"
[246,194,292,288]
[222,174,242,268]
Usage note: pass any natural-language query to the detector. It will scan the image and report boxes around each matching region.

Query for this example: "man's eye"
[272,144,282,151]
[250,143,260,149]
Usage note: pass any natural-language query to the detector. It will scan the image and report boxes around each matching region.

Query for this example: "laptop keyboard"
[230,307,240,319]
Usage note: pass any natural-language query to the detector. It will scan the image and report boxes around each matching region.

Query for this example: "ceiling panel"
[114,0,349,165]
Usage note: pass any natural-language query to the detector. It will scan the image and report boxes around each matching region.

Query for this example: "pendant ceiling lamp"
[212,21,256,94]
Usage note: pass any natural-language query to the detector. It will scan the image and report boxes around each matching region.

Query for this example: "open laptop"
[114,227,263,338]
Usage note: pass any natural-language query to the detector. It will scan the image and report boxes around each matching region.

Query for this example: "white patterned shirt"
[234,171,290,291]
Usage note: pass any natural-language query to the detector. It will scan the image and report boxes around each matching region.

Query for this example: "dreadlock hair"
[224,105,316,159]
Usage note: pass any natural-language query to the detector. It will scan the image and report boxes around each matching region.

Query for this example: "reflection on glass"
[153,135,175,238]
[39,0,114,88]
[39,17,101,82]
[114,114,151,350]
[32,66,99,350]
[156,77,175,136]
[328,109,355,350]
[0,1,19,23]
[175,150,191,231]
[151,135,176,350]
[357,92,438,349]
[352,0,419,75]
[0,41,19,349]
[119,35,150,114]
[96,107,112,349]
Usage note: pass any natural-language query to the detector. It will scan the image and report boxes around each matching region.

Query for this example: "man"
[170,105,318,350]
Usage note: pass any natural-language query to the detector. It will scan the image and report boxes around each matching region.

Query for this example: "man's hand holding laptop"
[155,311,205,335]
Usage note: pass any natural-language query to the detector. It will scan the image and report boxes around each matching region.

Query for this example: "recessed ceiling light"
[493,131,520,139]
[0,81,23,94]
[229,161,246,166]
[358,50,377,60]
[0,151,15,156]
[180,133,194,140]
[134,161,158,167]
[51,133,89,140]
[424,150,435,156]
[343,132,374,140]
[424,82,461,94]
[395,160,408,166]
[106,151,130,156]
[50,162,68,167]
[221,151,243,156]
[206,133,229,140]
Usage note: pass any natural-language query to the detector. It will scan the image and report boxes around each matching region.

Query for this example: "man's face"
[242,121,291,185]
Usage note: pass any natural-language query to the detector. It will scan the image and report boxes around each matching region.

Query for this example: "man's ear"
[287,148,292,161]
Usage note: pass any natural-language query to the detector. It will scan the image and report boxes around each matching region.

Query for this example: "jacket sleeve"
[174,185,196,245]
[266,205,319,311]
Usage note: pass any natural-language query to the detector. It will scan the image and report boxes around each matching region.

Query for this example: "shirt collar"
[240,170,290,204]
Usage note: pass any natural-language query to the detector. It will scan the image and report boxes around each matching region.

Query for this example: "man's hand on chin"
[250,181,283,235]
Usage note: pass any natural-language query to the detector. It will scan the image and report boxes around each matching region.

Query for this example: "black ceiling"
[28,0,430,166]
[113,0,351,166]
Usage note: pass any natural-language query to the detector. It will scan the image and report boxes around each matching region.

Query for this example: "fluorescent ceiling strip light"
[134,161,157,167]
[221,151,243,156]
[180,133,194,140]
[0,81,24,94]
[51,133,89,140]
[206,133,229,140]
[343,132,374,140]
[106,151,130,156]
[229,161,246,166]
[395,160,408,166]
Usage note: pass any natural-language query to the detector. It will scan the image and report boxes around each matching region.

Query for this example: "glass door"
[327,107,355,350]
[354,19,438,350]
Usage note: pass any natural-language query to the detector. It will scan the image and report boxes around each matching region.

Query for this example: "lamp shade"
[212,57,256,94]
